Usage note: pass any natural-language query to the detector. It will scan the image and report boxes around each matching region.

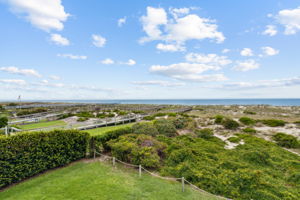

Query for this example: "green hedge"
[0,130,89,188]
[89,127,133,153]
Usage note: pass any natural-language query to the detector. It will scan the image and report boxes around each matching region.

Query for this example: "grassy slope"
[85,123,134,136]
[0,161,220,200]
[19,120,66,130]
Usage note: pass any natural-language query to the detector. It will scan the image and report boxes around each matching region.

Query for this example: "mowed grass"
[0,161,221,200]
[84,123,134,136]
[19,120,67,130]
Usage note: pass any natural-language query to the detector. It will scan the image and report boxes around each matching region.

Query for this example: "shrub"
[261,119,285,127]
[132,122,159,136]
[90,127,133,153]
[171,117,189,129]
[214,115,224,124]
[108,134,166,168]
[272,133,300,148]
[243,150,271,166]
[0,130,89,188]
[77,117,88,122]
[243,110,256,115]
[243,127,257,134]
[0,116,8,128]
[239,117,255,126]
[143,115,155,121]
[77,112,94,118]
[195,128,214,139]
[222,118,240,130]
[228,137,241,143]
[153,119,177,137]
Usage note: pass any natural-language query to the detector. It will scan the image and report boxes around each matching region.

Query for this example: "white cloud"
[261,46,279,56]
[0,79,27,85]
[149,62,226,82]
[123,59,136,66]
[50,34,70,46]
[6,0,70,32]
[49,75,61,80]
[217,76,300,90]
[232,60,260,72]
[92,34,106,47]
[276,7,300,35]
[156,43,185,52]
[132,80,185,87]
[169,7,190,18]
[222,48,230,53]
[262,25,277,36]
[140,7,225,51]
[57,54,87,60]
[240,48,254,56]
[101,58,114,65]
[185,53,232,66]
[118,17,126,27]
[0,66,41,77]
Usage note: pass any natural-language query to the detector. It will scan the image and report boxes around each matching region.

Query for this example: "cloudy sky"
[1,0,300,100]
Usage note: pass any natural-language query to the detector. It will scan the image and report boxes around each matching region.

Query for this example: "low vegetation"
[239,117,256,126]
[272,133,300,148]
[260,119,286,127]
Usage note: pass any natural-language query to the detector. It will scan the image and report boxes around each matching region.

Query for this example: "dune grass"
[19,120,66,130]
[0,161,221,200]
[84,123,134,136]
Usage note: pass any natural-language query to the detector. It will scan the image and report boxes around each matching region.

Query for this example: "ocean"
[34,99,300,106]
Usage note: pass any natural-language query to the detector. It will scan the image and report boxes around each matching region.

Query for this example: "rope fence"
[93,150,230,200]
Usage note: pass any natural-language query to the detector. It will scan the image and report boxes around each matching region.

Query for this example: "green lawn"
[84,123,134,136]
[19,120,67,130]
[0,161,221,200]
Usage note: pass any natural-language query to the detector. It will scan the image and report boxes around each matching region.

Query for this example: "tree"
[0,117,8,128]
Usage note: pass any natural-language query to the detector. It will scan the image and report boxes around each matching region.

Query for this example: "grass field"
[19,120,67,130]
[0,161,221,200]
[84,123,134,136]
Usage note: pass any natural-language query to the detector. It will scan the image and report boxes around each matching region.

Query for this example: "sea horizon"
[3,98,300,106]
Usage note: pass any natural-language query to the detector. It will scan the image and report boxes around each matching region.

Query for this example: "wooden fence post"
[182,177,185,192]
[93,149,96,159]
[139,165,142,178]
[113,157,116,166]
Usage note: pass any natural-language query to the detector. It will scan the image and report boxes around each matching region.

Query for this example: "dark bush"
[214,115,224,124]
[0,130,89,188]
[132,122,159,136]
[222,118,240,130]
[272,133,299,148]
[108,134,166,168]
[243,127,257,134]
[239,117,256,125]
[195,128,214,139]
[228,137,241,143]
[153,119,177,137]
[261,119,285,127]
[171,117,189,129]
[90,127,133,153]
[0,116,8,128]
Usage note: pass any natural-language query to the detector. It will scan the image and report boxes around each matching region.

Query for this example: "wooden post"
[182,177,185,192]
[139,165,142,178]
[113,157,115,166]
[93,149,96,159]
[5,126,8,137]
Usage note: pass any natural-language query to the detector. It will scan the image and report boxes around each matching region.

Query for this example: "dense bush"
[243,127,257,134]
[214,115,224,124]
[272,133,300,148]
[222,118,240,130]
[0,130,89,188]
[90,127,133,153]
[16,108,48,116]
[132,122,159,136]
[239,117,256,125]
[171,117,189,129]
[108,134,166,168]
[195,128,214,139]
[159,135,300,199]
[0,116,8,128]
[153,119,177,137]
[261,119,286,127]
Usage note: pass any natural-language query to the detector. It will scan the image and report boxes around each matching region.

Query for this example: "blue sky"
[1,0,300,100]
